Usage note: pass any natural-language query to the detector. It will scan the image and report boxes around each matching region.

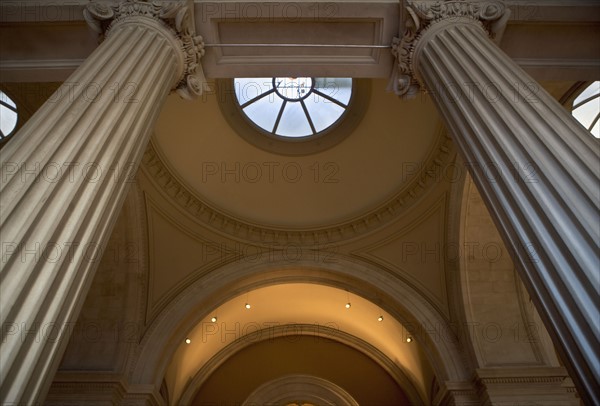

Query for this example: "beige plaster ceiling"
[152,78,441,229]
[0,0,595,402]
[134,78,581,406]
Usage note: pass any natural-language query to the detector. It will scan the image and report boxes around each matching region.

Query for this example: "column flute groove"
[0,28,144,239]
[0,25,138,195]
[424,30,594,340]
[436,26,599,270]
[0,1,208,404]
[391,1,599,403]
[0,28,161,333]
[0,28,132,162]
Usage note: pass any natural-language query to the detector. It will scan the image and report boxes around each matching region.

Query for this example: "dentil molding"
[141,129,454,246]
[390,0,509,97]
[84,0,208,99]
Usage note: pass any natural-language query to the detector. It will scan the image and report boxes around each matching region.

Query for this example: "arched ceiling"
[0,0,596,403]
[192,338,410,406]
[165,283,433,405]
[152,79,441,229]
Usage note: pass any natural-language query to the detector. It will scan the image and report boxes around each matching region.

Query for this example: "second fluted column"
[391,1,599,404]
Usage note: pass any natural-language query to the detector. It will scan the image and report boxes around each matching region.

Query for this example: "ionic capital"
[84,0,208,99]
[390,0,508,97]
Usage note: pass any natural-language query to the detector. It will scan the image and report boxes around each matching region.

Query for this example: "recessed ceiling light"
[377,315,384,322]
[345,302,351,309]
[406,336,412,343]
[211,316,217,323]
[185,338,191,344]
[245,303,251,309]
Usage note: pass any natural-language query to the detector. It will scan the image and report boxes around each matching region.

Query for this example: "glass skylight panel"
[573,99,598,129]
[274,77,313,100]
[304,95,345,132]
[276,101,312,137]
[573,81,599,107]
[591,120,599,138]
[234,77,273,106]
[1,91,16,108]
[0,90,18,140]
[572,81,600,138]
[314,78,352,106]
[234,77,352,138]
[243,95,283,132]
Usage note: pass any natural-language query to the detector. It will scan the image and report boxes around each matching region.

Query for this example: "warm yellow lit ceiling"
[153,79,441,228]
[144,79,580,406]
[165,283,433,404]
[143,76,450,405]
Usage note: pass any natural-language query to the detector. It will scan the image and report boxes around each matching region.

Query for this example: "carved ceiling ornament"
[390,0,507,97]
[141,129,453,246]
[84,0,208,99]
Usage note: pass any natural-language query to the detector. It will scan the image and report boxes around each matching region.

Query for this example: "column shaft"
[414,19,599,404]
[0,21,179,404]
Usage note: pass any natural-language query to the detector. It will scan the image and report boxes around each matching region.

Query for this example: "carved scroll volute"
[84,0,209,99]
[389,0,508,98]
[390,5,421,98]
[168,3,210,99]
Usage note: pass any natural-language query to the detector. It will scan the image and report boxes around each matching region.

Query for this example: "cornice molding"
[390,0,508,97]
[127,255,471,392]
[141,127,454,246]
[474,366,578,391]
[84,0,208,99]
[46,374,163,406]
[465,367,581,404]
[479,376,564,384]
[433,380,480,405]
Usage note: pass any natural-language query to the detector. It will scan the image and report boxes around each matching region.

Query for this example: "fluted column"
[0,1,206,404]
[391,1,599,404]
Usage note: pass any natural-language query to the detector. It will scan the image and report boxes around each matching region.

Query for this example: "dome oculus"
[234,77,352,138]
[0,90,18,140]
[572,81,599,138]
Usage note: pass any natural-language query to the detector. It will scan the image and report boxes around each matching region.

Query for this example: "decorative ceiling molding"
[46,372,163,406]
[2,2,599,82]
[140,127,454,246]
[127,256,471,395]
[473,366,579,402]
[432,380,479,405]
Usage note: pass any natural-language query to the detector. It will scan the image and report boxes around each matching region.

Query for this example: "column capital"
[84,0,208,99]
[390,0,508,97]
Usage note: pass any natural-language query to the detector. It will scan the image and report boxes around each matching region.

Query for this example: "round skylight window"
[0,90,18,141]
[571,81,599,138]
[234,77,352,138]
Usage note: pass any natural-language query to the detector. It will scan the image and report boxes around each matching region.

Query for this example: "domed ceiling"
[152,78,443,230]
